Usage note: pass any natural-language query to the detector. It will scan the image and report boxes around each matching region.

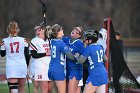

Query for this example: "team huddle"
[0,21,108,93]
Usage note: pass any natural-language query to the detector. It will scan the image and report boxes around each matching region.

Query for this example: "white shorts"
[29,67,50,81]
[78,78,83,86]
[6,65,27,79]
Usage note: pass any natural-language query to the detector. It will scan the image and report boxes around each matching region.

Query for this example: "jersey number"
[51,46,56,58]
[37,75,42,79]
[10,42,19,53]
[96,50,103,62]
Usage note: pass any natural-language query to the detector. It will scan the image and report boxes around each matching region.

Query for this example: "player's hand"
[45,49,51,56]
[74,52,80,58]
[27,67,30,78]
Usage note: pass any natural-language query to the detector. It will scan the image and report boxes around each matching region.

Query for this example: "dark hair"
[83,30,99,43]
[50,24,62,39]
[115,31,121,36]
[34,22,46,31]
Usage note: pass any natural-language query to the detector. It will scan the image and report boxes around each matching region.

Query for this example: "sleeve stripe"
[30,45,36,51]
[30,43,37,50]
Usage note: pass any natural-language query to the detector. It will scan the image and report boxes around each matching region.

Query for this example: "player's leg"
[7,78,18,93]
[96,84,106,93]
[96,73,108,93]
[6,65,27,93]
[39,81,52,93]
[76,78,83,93]
[53,81,58,93]
[40,81,48,93]
[68,69,82,93]
[18,78,26,93]
[52,67,66,93]
[76,86,81,93]
[48,81,53,93]
[83,82,98,93]
[68,77,79,93]
[55,80,66,93]
[33,80,39,93]
[40,68,53,93]
[31,69,39,93]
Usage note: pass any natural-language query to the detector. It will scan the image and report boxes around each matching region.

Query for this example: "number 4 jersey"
[1,36,28,66]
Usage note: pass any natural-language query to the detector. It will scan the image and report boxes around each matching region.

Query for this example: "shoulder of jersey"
[17,36,25,39]
[2,37,7,41]
[16,36,27,42]
[31,37,40,42]
[76,39,83,44]
[2,37,11,41]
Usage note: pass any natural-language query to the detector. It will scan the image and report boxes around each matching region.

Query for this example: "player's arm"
[61,42,76,61]
[29,41,46,58]
[24,46,31,66]
[0,40,6,57]
[101,45,108,62]
[30,50,46,58]
[65,51,76,61]
[75,55,87,64]
[23,38,31,66]
[75,46,89,64]
[103,55,108,62]
[0,50,6,57]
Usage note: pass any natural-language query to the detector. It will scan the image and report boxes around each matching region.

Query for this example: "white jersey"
[29,37,51,68]
[1,36,28,66]
[97,28,107,52]
[97,38,107,52]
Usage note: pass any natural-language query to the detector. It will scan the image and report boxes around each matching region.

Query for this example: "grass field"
[0,83,56,93]
[0,83,34,93]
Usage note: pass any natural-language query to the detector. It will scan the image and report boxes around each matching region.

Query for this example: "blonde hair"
[7,21,20,37]
[45,26,52,39]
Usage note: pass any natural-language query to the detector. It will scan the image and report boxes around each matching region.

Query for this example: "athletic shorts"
[6,65,27,79]
[29,67,50,81]
[86,73,108,86]
[48,69,65,80]
[78,78,83,86]
[66,68,83,80]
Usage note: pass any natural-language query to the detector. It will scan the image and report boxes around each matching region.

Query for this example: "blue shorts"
[86,73,108,86]
[48,69,65,80]
[66,68,83,80]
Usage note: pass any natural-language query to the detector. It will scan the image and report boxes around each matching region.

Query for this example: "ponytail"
[7,21,20,37]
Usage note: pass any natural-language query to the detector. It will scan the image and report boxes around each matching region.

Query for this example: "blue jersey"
[82,43,107,76]
[49,39,69,71]
[63,37,84,69]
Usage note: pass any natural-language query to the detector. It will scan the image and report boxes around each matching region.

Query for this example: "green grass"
[0,84,9,93]
[0,83,56,93]
[0,83,34,93]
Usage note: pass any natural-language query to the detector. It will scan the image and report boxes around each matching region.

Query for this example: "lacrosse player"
[63,27,84,93]
[0,21,30,93]
[48,24,76,93]
[29,22,52,93]
[75,30,108,93]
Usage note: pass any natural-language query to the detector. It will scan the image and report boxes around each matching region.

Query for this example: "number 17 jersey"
[1,36,28,66]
